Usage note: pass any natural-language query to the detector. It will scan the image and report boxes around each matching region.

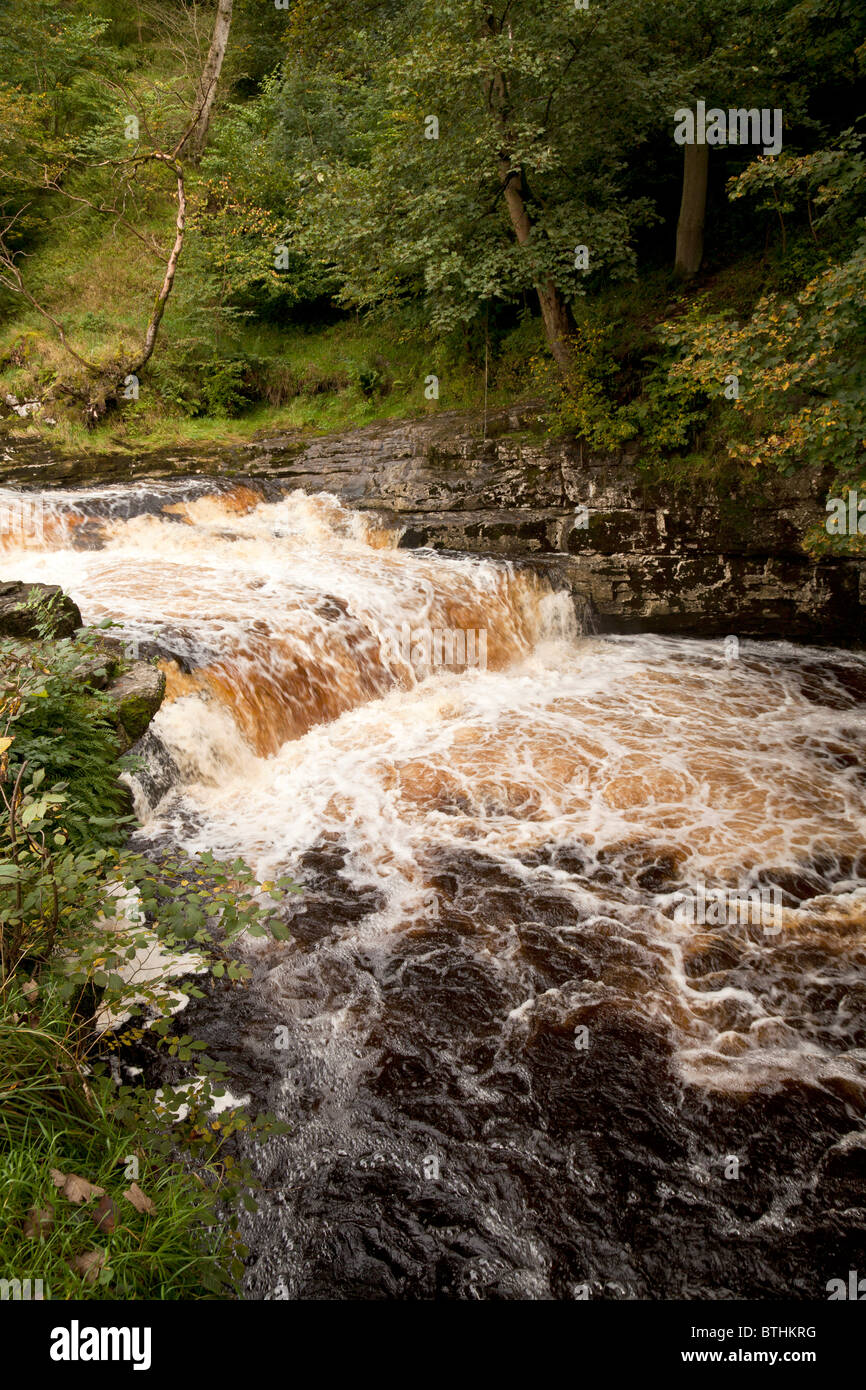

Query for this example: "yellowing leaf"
[50,1168,106,1204]
[123,1182,156,1215]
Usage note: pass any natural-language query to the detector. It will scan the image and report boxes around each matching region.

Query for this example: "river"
[3,478,865,1298]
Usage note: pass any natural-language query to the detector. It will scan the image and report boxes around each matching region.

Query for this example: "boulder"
[0,581,82,638]
[105,661,166,744]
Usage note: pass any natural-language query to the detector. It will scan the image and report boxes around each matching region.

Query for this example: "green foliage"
[0,613,299,1299]
[0,2,118,144]
[0,991,245,1299]
[201,358,254,419]
[535,315,639,452]
[538,301,711,458]
[727,127,866,262]
[0,0,863,464]
[274,0,663,337]
[663,232,866,490]
[537,116,866,481]
[1,611,129,848]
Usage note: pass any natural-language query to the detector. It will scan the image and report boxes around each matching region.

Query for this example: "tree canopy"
[0,0,863,504]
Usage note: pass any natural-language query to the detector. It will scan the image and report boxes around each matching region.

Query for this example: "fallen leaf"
[21,978,38,1004]
[122,1182,155,1215]
[68,1249,106,1284]
[22,1204,54,1239]
[50,1168,106,1204]
[90,1194,119,1233]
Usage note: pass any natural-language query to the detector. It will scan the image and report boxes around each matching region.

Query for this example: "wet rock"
[105,660,166,743]
[68,653,115,690]
[254,413,858,639]
[0,580,82,638]
[820,1131,866,1181]
[2,408,864,638]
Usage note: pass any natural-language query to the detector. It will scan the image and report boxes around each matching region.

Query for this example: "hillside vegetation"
[0,1,863,540]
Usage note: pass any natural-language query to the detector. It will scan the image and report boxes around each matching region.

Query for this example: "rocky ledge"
[2,409,863,639]
[244,410,866,641]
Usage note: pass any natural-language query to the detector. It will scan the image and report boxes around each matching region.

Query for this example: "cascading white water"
[4,477,866,1298]
[3,481,866,1098]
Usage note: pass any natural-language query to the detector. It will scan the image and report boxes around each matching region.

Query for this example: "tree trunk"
[129,158,186,375]
[187,0,233,161]
[485,53,573,371]
[674,142,709,278]
[536,278,574,373]
[499,161,573,371]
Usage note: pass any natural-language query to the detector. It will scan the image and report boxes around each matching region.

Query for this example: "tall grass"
[0,989,232,1300]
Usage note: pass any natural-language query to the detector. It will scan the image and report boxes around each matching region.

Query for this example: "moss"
[107,667,166,743]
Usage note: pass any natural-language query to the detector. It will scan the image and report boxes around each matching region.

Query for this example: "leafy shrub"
[201,358,254,419]
[537,309,709,459]
[355,355,393,399]
[2,618,129,849]
[662,233,866,488]
[1,608,299,1298]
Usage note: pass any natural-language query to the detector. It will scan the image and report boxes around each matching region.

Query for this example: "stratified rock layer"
[3,408,863,638]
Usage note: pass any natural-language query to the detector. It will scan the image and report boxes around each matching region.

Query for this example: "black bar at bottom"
[3,1296,859,1378]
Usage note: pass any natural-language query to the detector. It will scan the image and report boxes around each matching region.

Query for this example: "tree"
[675,144,709,278]
[658,0,865,277]
[482,26,574,370]
[0,0,238,418]
[654,0,791,279]
[188,0,234,162]
[664,131,866,491]
[281,0,662,371]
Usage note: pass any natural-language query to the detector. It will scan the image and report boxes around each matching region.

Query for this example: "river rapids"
[3,479,865,1299]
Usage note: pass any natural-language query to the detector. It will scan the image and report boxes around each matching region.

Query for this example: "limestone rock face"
[0,580,82,638]
[3,409,863,638]
[242,411,864,640]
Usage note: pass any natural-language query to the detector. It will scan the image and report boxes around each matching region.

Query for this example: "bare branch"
[128,155,186,375]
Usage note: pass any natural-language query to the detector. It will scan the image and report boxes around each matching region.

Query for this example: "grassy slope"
[0,216,773,460]
[0,197,535,454]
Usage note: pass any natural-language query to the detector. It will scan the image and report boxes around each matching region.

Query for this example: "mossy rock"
[105,661,166,743]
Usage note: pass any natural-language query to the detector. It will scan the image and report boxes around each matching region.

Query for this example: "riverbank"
[0,591,288,1299]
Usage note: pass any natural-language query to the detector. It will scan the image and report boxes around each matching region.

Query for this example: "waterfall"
[4,478,866,1298]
